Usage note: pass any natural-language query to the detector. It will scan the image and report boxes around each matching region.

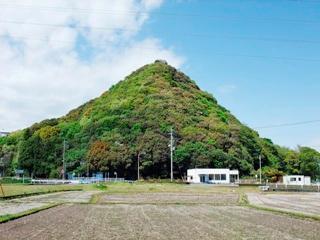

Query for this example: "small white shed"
[187,168,239,184]
[283,175,311,186]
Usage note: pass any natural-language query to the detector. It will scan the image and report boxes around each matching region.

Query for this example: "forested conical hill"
[1,60,319,180]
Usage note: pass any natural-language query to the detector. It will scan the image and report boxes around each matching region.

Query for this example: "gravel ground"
[247,192,320,216]
[0,204,319,240]
[100,192,239,205]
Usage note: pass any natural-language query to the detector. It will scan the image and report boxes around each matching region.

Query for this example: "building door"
[200,175,206,183]
[230,174,238,183]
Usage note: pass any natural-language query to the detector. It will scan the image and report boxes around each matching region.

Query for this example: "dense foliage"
[1,61,319,181]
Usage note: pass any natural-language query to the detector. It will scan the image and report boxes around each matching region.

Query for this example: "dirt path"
[247,192,320,216]
[0,204,319,240]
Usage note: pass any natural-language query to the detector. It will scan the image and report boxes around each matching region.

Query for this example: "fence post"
[0,183,5,197]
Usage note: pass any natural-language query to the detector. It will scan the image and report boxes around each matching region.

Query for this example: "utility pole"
[87,161,90,178]
[170,127,174,182]
[62,140,66,180]
[259,155,262,184]
[137,152,140,181]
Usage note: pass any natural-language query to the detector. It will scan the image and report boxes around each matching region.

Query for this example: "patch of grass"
[89,193,103,204]
[94,183,108,191]
[0,203,60,224]
[0,184,83,199]
[238,193,249,206]
[248,204,320,222]
[0,178,32,184]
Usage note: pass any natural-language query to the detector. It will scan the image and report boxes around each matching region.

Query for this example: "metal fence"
[31,177,127,185]
[31,179,72,185]
[267,183,320,192]
[72,177,126,184]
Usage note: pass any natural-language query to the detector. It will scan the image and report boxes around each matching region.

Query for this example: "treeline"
[1,127,319,181]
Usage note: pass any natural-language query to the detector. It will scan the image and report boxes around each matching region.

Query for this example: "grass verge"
[0,183,84,199]
[0,203,60,224]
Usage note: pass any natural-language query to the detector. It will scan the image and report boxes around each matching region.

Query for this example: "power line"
[0,20,137,32]
[1,34,320,63]
[1,20,320,44]
[0,3,319,24]
[254,119,320,129]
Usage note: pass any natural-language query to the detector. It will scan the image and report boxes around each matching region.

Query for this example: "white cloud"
[217,84,237,95]
[0,0,184,132]
[142,0,163,10]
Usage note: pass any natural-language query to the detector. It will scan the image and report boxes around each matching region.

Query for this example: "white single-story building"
[187,168,239,184]
[282,175,311,186]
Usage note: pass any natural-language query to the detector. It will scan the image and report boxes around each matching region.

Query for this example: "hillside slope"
[1,60,319,180]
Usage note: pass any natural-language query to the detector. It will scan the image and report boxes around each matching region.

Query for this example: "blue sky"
[139,0,320,150]
[0,0,319,151]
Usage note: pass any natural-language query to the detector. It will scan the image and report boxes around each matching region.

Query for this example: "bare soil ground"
[247,192,320,216]
[0,204,319,240]
[0,191,98,217]
[100,192,239,205]
[0,202,47,215]
[10,191,98,204]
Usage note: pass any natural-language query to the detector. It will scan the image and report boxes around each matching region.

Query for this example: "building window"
[221,174,226,181]
[190,176,193,180]
[298,177,301,181]
[290,177,296,182]
[214,174,221,181]
[209,174,214,180]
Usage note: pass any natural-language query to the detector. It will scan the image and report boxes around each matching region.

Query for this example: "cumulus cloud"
[0,0,184,131]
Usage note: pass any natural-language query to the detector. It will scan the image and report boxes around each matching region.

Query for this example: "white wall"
[187,169,239,184]
[283,175,311,186]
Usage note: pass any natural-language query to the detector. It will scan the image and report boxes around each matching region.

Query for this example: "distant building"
[0,132,10,137]
[282,175,311,186]
[187,168,239,184]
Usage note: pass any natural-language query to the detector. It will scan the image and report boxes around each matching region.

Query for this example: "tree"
[298,147,320,180]
[18,134,42,177]
[87,140,111,172]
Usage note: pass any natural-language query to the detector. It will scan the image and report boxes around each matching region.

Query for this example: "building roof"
[187,168,239,173]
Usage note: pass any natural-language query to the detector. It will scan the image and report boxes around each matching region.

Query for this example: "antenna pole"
[63,140,66,180]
